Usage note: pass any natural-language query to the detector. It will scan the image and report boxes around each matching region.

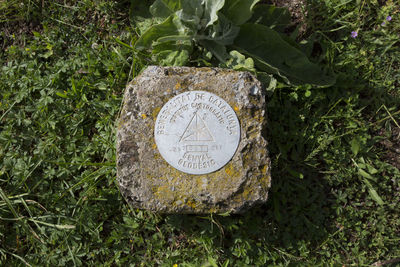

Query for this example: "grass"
[0,0,399,266]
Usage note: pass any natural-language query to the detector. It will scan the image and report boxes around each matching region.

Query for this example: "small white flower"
[91,43,99,50]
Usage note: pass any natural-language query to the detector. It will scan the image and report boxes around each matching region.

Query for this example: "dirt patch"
[269,0,308,37]
[0,20,42,50]
[379,124,400,169]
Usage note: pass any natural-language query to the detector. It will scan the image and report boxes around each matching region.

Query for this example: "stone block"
[117,66,271,214]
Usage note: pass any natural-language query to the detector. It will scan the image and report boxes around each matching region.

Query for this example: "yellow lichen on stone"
[152,183,175,203]
[224,163,236,177]
[259,165,271,188]
[241,186,253,200]
[146,158,247,212]
[261,164,268,175]
[186,199,196,209]
[152,107,161,119]
[118,66,270,214]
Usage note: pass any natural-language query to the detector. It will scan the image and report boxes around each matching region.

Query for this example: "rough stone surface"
[116,66,271,214]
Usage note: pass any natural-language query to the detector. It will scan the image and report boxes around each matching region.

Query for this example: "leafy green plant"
[1,0,400,266]
[132,0,336,86]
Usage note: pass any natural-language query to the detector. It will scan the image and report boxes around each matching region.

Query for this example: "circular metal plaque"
[154,91,240,175]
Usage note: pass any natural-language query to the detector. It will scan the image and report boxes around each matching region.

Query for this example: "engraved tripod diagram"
[180,111,214,153]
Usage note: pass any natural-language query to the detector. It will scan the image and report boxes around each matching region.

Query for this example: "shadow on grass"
[160,0,400,260]
[163,86,344,261]
[163,72,399,263]
[111,0,400,263]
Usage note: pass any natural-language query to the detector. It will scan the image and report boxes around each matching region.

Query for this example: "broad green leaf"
[157,50,190,66]
[180,0,203,18]
[175,0,203,31]
[56,92,68,98]
[249,4,290,32]
[130,0,152,24]
[155,35,192,44]
[42,49,53,58]
[170,12,196,35]
[150,0,182,18]
[363,179,384,206]
[257,72,277,94]
[152,39,192,52]
[197,13,239,46]
[358,168,375,180]
[176,9,201,32]
[135,16,180,50]
[152,40,192,66]
[288,168,304,179]
[234,23,336,86]
[130,0,161,34]
[222,0,260,25]
[135,18,164,36]
[203,0,225,27]
[298,34,317,58]
[199,39,229,62]
[350,138,360,156]
[368,188,384,206]
[212,13,239,45]
[367,164,378,175]
[207,256,219,267]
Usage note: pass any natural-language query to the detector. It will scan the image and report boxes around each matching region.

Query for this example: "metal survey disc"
[154,91,241,175]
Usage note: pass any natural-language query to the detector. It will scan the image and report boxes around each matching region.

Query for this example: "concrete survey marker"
[117,66,271,214]
[154,91,240,175]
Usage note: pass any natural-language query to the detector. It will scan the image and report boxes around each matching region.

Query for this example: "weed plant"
[0,0,399,266]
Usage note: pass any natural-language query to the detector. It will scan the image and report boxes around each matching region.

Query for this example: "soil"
[269,0,308,37]
[0,20,42,50]
[379,124,400,170]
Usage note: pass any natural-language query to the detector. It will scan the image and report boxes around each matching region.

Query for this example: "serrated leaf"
[234,23,336,86]
[222,0,260,25]
[225,50,255,72]
[203,0,225,27]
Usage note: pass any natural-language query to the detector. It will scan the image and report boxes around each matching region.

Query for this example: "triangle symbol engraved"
[180,112,214,142]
